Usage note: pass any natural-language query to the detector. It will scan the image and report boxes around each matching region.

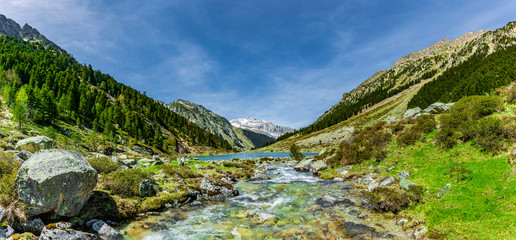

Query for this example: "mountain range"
[167,100,287,149]
[0,14,61,51]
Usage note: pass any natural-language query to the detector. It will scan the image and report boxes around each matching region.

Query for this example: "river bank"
[120,161,414,239]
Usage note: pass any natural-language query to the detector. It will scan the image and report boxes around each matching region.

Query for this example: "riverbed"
[121,163,408,239]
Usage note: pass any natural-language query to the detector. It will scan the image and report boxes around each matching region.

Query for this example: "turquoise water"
[194,152,318,161]
[122,163,405,239]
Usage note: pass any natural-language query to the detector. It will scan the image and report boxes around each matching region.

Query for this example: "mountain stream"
[121,163,407,239]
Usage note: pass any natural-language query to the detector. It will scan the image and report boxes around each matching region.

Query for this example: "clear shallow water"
[122,164,406,239]
[194,152,318,161]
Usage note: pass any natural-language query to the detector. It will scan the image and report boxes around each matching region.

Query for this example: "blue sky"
[3,0,516,128]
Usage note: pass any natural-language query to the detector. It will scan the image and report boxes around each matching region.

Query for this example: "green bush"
[397,127,422,146]
[473,117,507,153]
[160,164,200,179]
[0,153,28,223]
[100,168,153,197]
[451,95,502,120]
[289,144,305,161]
[414,115,437,134]
[435,127,458,149]
[340,121,391,165]
[364,185,423,213]
[0,152,20,202]
[88,157,121,174]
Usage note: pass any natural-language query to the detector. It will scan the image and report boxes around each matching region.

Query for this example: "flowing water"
[121,164,407,239]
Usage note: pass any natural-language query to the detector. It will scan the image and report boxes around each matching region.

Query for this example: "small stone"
[333,177,344,182]
[0,205,4,220]
[368,180,379,192]
[398,170,410,180]
[414,226,428,239]
[437,183,451,198]
[396,218,408,226]
[399,178,416,190]
[0,225,14,239]
[91,220,123,240]
[358,213,367,219]
[379,176,396,187]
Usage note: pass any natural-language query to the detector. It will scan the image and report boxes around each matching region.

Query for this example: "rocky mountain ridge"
[230,117,294,139]
[314,21,516,132]
[0,14,61,50]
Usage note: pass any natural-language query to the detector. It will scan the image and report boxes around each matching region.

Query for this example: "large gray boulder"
[422,102,454,114]
[15,149,98,217]
[293,158,316,172]
[15,136,55,153]
[403,107,422,119]
[39,222,97,240]
[200,177,238,201]
[309,160,328,173]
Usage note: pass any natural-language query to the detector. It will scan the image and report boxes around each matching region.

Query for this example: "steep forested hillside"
[167,99,254,149]
[281,21,516,140]
[408,44,516,109]
[0,35,231,152]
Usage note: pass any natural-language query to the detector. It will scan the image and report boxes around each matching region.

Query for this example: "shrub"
[100,168,153,197]
[325,150,343,168]
[472,117,507,153]
[397,127,422,146]
[0,153,27,223]
[451,95,502,120]
[340,121,391,165]
[289,144,305,161]
[88,157,121,174]
[447,163,473,182]
[363,185,423,213]
[414,115,437,134]
[435,127,458,149]
[160,164,200,179]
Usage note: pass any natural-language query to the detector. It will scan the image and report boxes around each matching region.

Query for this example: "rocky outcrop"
[200,177,239,201]
[131,144,153,156]
[0,14,62,50]
[15,150,98,217]
[15,136,55,153]
[39,222,97,240]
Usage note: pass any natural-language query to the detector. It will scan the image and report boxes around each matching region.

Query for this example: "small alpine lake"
[194,152,318,161]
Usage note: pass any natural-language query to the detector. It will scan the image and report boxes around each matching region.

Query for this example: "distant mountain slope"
[167,99,255,148]
[0,14,62,51]
[239,128,275,148]
[267,20,516,152]
[295,21,516,137]
[230,117,294,139]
